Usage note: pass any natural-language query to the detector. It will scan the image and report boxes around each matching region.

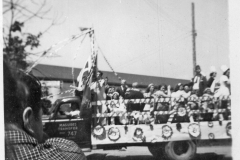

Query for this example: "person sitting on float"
[143,83,156,112]
[108,92,127,125]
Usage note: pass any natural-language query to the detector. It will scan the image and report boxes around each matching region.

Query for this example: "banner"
[80,30,98,118]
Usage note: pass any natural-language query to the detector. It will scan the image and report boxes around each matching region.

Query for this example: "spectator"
[91,70,107,125]
[116,79,128,99]
[4,62,86,160]
[207,66,217,93]
[191,65,207,96]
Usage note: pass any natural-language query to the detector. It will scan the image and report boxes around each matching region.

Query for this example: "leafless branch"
[13,0,53,22]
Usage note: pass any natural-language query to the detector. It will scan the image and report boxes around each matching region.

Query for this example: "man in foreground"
[4,62,86,160]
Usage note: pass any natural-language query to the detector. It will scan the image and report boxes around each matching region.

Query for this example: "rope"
[25,30,92,73]
[98,46,122,81]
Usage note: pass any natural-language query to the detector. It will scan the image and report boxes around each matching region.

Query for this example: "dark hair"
[158,84,167,90]
[98,70,103,76]
[145,85,155,93]
[4,62,42,125]
[209,72,217,77]
[223,69,230,76]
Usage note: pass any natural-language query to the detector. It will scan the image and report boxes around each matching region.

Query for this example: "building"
[32,64,189,101]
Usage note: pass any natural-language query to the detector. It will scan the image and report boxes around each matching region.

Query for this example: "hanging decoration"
[25,30,92,73]
[177,106,187,117]
[108,127,121,141]
[149,124,154,131]
[176,123,182,132]
[226,122,231,137]
[208,133,215,139]
[162,125,173,140]
[133,128,146,142]
[208,121,214,128]
[124,125,128,134]
[92,125,106,140]
[188,123,201,138]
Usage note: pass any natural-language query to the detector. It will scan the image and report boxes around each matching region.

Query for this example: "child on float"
[141,83,156,124]
[199,88,215,121]
[107,92,128,125]
[153,84,171,124]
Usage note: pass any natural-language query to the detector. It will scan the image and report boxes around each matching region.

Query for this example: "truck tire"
[148,143,168,160]
[165,140,196,160]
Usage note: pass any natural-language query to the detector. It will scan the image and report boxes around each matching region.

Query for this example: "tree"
[3,0,62,70]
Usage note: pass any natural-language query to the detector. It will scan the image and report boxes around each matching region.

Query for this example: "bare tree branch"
[13,0,53,22]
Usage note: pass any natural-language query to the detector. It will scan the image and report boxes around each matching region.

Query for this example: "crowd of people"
[91,65,231,125]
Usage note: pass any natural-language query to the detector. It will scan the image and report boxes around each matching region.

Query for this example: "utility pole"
[192,2,197,76]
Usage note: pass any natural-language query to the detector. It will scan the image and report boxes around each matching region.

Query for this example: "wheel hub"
[173,141,189,155]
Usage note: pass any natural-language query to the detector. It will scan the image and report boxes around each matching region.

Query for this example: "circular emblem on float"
[177,107,187,117]
[162,125,173,140]
[226,122,231,137]
[208,121,214,128]
[133,128,146,142]
[92,125,106,140]
[188,123,201,138]
[208,133,215,139]
[108,127,121,141]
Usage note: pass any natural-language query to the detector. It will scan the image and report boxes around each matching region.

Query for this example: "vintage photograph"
[3,0,235,159]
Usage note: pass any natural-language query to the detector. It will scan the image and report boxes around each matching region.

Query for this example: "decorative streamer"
[25,30,92,73]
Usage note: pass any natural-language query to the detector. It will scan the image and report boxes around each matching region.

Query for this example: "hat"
[221,65,229,73]
[210,66,216,73]
[132,82,139,88]
[148,83,154,88]
[112,92,119,97]
[178,83,183,86]
[121,79,126,84]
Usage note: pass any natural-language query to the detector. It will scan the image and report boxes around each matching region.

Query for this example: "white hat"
[221,65,229,73]
[210,66,216,72]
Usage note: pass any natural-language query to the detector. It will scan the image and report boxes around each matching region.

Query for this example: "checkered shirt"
[5,130,86,160]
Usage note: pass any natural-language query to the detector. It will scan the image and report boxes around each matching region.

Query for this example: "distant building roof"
[32,64,189,88]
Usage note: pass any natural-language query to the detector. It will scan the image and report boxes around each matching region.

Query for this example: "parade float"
[39,29,231,160]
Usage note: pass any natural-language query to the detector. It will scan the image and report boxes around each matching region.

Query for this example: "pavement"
[85,141,232,160]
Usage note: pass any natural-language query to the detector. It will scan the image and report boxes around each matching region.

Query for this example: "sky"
[3,0,229,80]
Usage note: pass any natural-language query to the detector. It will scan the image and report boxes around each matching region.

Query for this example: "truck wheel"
[148,143,168,160]
[165,141,196,160]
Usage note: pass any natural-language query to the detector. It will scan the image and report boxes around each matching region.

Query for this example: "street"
[85,141,232,160]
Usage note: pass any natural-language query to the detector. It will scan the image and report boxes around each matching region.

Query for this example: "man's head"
[104,77,108,84]
[121,79,126,86]
[97,71,103,80]
[4,62,43,142]
[195,65,201,74]
[132,82,139,88]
